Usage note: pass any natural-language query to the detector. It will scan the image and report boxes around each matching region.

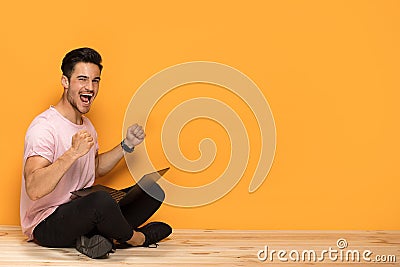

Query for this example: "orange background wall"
[0,1,399,229]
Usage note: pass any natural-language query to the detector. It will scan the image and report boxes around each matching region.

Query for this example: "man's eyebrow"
[76,75,101,81]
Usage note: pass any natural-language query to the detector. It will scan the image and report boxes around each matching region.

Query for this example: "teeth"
[80,93,93,103]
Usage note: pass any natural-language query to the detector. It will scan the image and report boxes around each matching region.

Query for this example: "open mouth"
[80,93,93,104]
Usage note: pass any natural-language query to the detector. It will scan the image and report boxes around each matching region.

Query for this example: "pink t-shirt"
[20,106,98,240]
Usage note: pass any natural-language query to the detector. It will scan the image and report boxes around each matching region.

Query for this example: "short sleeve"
[24,123,55,163]
[83,116,99,153]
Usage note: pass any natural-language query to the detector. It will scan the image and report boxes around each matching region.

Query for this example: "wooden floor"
[0,226,398,266]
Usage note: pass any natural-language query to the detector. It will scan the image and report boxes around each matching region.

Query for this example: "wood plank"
[0,226,398,266]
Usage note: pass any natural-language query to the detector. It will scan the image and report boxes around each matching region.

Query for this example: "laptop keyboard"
[109,189,126,202]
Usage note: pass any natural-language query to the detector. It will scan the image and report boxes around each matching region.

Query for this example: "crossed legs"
[33,184,164,247]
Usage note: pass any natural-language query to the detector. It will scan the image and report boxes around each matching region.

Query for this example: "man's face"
[63,62,101,114]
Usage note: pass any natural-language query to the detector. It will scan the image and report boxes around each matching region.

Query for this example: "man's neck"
[54,97,83,125]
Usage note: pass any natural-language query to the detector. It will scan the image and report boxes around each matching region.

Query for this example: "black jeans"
[33,183,164,248]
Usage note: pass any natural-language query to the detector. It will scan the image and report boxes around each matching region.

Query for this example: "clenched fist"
[71,130,94,158]
[124,124,146,149]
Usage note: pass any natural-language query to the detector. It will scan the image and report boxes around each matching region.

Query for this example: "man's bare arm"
[95,143,124,177]
[95,124,145,178]
[24,130,94,201]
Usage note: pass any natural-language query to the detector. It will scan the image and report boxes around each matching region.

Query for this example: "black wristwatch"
[121,140,135,153]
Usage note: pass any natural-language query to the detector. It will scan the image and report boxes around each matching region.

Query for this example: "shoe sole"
[76,235,113,259]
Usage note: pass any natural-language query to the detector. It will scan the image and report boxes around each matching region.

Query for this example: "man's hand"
[124,123,146,148]
[71,130,95,158]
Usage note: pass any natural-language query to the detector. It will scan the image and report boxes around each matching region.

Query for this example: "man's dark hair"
[61,47,103,79]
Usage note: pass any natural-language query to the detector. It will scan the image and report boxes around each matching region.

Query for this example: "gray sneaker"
[75,235,113,259]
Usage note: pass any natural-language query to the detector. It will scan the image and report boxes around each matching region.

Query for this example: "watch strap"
[121,140,134,153]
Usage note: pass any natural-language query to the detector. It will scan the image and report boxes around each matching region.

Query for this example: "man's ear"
[61,75,69,89]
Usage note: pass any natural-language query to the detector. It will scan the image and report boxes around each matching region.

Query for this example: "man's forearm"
[96,142,125,177]
[96,124,144,177]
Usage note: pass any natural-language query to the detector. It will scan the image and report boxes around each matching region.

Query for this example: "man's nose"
[85,80,94,91]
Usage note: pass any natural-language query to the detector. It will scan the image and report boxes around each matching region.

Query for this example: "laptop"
[71,167,169,206]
